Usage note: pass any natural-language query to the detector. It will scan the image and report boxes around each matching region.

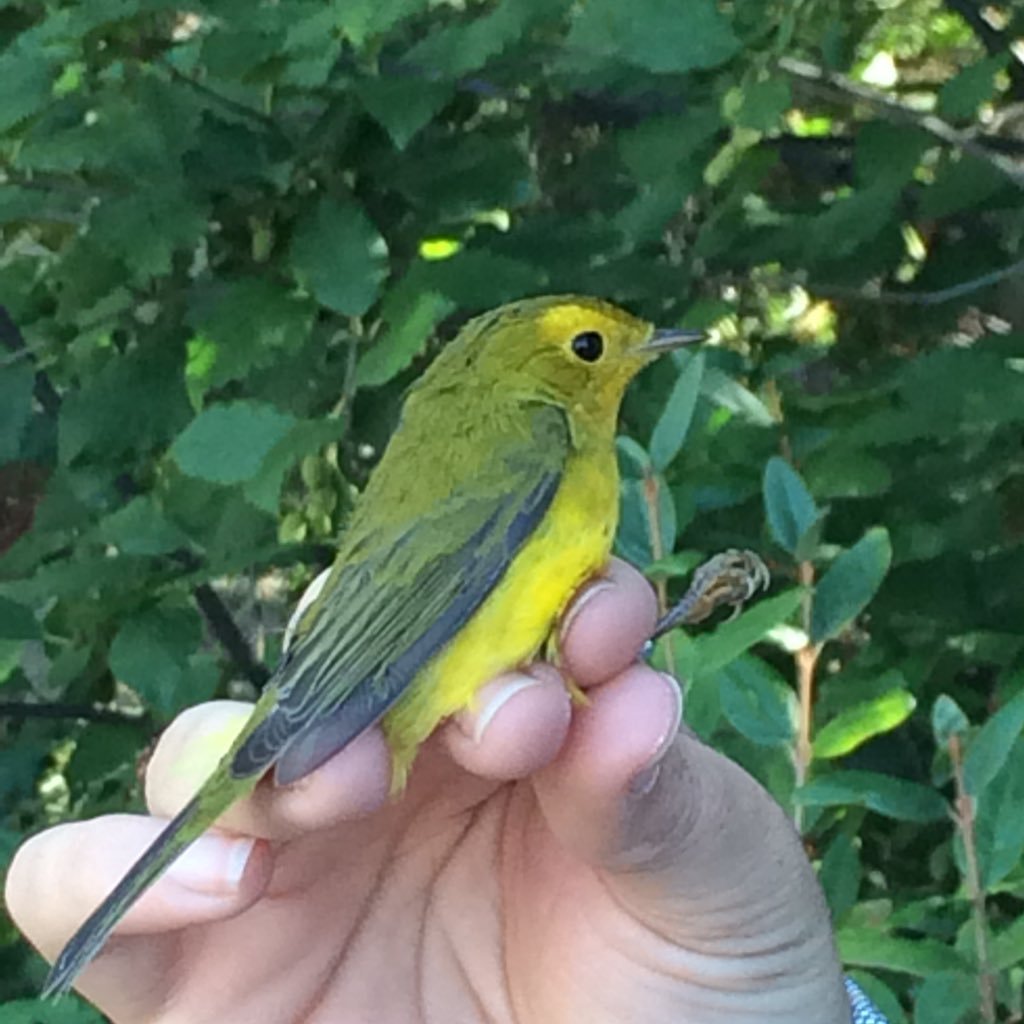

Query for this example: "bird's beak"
[637,326,704,354]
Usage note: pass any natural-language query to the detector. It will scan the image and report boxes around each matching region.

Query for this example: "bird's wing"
[230,403,570,784]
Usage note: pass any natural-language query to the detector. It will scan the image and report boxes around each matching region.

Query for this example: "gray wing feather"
[230,407,569,783]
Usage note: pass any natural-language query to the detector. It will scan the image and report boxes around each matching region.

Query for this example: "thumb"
[531,667,839,960]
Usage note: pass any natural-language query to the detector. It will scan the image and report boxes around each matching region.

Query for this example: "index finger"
[558,558,659,687]
[145,701,392,840]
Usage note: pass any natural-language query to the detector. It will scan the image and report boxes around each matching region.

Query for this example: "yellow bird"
[45,295,705,997]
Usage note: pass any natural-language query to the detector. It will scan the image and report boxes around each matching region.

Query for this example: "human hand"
[7,559,849,1023]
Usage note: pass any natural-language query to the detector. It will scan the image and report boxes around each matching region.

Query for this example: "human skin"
[6,559,849,1024]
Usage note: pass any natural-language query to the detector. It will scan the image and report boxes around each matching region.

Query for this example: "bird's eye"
[570,330,604,362]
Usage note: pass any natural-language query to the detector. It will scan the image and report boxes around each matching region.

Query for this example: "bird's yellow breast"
[382,442,618,785]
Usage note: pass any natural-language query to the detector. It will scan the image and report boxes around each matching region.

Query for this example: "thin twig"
[193,583,271,688]
[949,733,998,1022]
[0,701,148,725]
[778,56,1024,189]
[793,560,821,834]
[734,255,1024,308]
[0,306,61,416]
[642,468,678,679]
[807,256,1024,306]
[158,61,284,135]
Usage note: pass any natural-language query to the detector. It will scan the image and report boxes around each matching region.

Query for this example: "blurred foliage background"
[1,0,1024,1020]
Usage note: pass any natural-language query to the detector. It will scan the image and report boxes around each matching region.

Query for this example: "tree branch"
[0,701,148,725]
[0,306,61,416]
[193,583,271,688]
[158,61,284,136]
[778,56,1024,189]
[804,256,1024,307]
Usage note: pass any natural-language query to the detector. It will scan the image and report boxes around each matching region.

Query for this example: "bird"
[44,294,743,998]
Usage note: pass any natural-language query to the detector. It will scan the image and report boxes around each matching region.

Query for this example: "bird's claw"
[649,549,771,644]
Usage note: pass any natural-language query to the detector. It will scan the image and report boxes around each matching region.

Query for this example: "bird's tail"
[42,788,228,998]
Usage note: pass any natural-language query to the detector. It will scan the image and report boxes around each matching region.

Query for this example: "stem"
[950,733,998,1022]
[779,56,1024,189]
[642,467,677,679]
[793,559,821,833]
[193,583,271,688]
[0,305,62,416]
[742,256,1024,307]
[0,702,147,725]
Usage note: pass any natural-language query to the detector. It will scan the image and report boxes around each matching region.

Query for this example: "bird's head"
[420,295,702,433]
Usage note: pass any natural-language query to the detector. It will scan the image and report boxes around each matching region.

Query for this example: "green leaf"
[89,185,209,280]
[65,721,143,794]
[0,364,35,464]
[813,690,915,759]
[643,550,704,580]
[918,152,1009,218]
[963,687,1024,797]
[402,0,558,77]
[991,913,1024,971]
[810,527,891,644]
[803,184,900,266]
[717,654,796,747]
[938,54,1007,121]
[691,589,803,678]
[803,450,892,500]
[316,0,427,49]
[170,401,297,486]
[290,197,389,317]
[108,601,214,719]
[974,735,1024,887]
[243,418,347,513]
[186,278,316,393]
[615,435,652,476]
[357,290,454,388]
[613,474,675,568]
[566,0,738,74]
[0,997,105,1024]
[355,77,452,150]
[931,694,969,746]
[97,496,191,556]
[838,927,967,975]
[0,595,40,640]
[763,456,822,556]
[910,972,978,1024]
[818,830,861,921]
[726,76,792,132]
[797,770,947,823]
[0,640,24,685]
[58,346,192,465]
[700,367,775,426]
[0,49,56,133]
[649,352,704,471]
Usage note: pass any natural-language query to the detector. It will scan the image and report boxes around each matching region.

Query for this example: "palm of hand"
[160,756,682,1024]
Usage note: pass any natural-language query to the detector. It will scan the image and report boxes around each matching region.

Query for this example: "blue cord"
[846,976,889,1023]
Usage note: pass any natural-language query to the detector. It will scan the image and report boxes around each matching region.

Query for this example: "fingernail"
[629,674,683,795]
[466,673,544,744]
[168,835,256,894]
[559,579,615,642]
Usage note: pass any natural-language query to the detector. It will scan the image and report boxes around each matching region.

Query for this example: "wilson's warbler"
[45,295,716,997]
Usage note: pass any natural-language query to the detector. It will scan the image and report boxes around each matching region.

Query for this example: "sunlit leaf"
[814,690,915,759]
